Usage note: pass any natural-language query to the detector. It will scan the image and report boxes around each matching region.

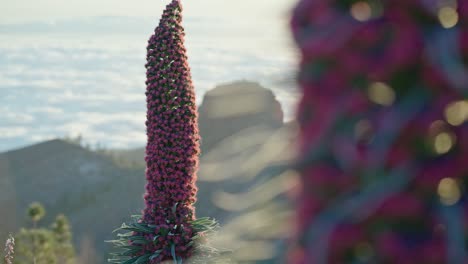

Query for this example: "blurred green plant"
[51,214,75,264]
[13,202,76,264]
[27,202,45,229]
[14,228,56,264]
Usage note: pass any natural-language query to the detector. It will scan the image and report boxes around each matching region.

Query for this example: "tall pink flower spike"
[109,1,217,263]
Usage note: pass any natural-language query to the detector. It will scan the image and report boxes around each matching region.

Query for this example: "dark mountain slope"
[0,139,145,260]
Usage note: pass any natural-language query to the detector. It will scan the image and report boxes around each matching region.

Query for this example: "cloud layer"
[0,16,298,152]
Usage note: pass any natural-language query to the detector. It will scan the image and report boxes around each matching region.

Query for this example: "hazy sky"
[0,0,295,24]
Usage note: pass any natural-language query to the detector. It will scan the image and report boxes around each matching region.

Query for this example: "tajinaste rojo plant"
[108,1,217,263]
[289,0,467,263]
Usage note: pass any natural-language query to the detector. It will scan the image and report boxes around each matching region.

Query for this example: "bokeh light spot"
[438,6,459,29]
[368,82,395,106]
[437,178,461,206]
[350,2,372,22]
[434,132,455,154]
[445,100,468,126]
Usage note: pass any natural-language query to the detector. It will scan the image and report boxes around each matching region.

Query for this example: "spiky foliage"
[108,1,217,263]
[290,0,467,263]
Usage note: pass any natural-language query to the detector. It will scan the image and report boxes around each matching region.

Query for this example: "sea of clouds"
[0,16,299,152]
